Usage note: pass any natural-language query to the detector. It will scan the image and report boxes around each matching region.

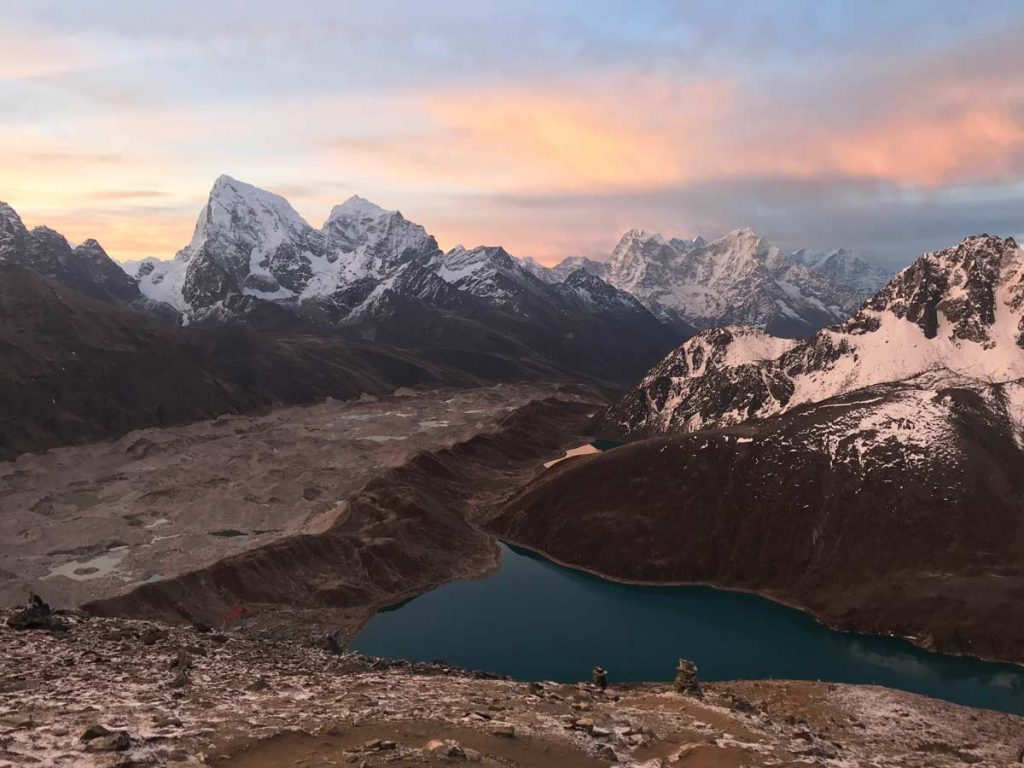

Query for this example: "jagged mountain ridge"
[0,203,176,320]
[0,178,680,385]
[528,228,889,338]
[605,234,1024,437]
[128,176,680,383]
[134,176,642,325]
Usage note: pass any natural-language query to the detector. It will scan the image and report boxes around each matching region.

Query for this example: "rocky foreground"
[2,609,1023,768]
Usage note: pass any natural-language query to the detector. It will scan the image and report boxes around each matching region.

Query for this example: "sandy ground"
[0,384,558,608]
[2,612,1022,768]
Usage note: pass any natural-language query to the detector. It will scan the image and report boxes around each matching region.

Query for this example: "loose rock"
[83,731,130,752]
[6,595,68,633]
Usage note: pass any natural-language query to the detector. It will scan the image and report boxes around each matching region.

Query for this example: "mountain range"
[603,234,1024,436]
[524,227,890,337]
[491,233,1024,662]
[0,175,891,389]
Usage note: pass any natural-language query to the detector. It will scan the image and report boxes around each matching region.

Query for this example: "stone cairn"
[674,658,703,699]
[591,666,608,691]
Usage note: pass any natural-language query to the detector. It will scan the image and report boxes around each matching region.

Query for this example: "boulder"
[141,627,167,646]
[83,731,130,752]
[425,739,467,760]
[7,595,68,632]
[731,696,759,715]
[80,724,113,742]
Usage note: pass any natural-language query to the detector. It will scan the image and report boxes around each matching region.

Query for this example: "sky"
[2,0,1024,268]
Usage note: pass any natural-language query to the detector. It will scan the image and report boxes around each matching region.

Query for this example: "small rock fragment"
[141,627,166,646]
[84,731,130,753]
[80,724,112,742]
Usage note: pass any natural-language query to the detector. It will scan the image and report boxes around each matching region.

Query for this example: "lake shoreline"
[351,540,1024,716]
[496,533,1024,672]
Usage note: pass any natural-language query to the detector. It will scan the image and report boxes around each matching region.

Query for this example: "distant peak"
[620,228,663,243]
[328,194,395,221]
[719,226,761,241]
[447,244,515,267]
[210,173,254,195]
[956,233,1018,252]
[564,267,602,286]
[207,175,297,212]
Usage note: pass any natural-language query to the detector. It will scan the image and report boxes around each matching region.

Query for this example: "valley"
[0,384,587,610]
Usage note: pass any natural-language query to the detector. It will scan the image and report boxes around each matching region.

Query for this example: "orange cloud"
[324,74,1024,198]
[825,108,1024,187]
[5,63,1024,264]
[29,209,196,262]
[323,79,736,195]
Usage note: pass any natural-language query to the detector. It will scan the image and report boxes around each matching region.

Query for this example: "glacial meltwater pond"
[350,544,1024,715]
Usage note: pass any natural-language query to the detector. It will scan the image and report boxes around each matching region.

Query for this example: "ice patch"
[44,546,129,582]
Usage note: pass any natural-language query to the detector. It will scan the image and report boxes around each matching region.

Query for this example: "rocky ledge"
[2,608,1022,768]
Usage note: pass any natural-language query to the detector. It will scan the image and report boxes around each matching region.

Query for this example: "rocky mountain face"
[0,203,174,318]
[490,233,1024,662]
[129,176,678,384]
[531,228,889,338]
[605,235,1024,437]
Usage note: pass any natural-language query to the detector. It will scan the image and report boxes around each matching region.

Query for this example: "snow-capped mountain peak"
[0,202,25,235]
[321,194,433,266]
[327,194,394,222]
[606,233,1024,437]
[553,225,890,337]
[134,178,446,314]
[185,174,312,258]
[430,245,536,304]
[0,202,143,307]
[865,234,1023,346]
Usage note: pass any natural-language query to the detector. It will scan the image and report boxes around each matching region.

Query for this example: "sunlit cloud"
[1,2,1023,265]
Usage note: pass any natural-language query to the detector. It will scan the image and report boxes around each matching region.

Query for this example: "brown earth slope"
[489,381,1024,664]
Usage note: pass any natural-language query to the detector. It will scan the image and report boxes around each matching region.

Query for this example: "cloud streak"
[1,2,1023,264]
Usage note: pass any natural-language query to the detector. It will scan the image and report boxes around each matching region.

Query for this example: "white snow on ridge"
[135,259,189,310]
[619,234,1024,437]
[185,174,312,262]
[582,226,889,331]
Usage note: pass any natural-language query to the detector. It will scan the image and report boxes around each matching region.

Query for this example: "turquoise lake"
[350,543,1024,715]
